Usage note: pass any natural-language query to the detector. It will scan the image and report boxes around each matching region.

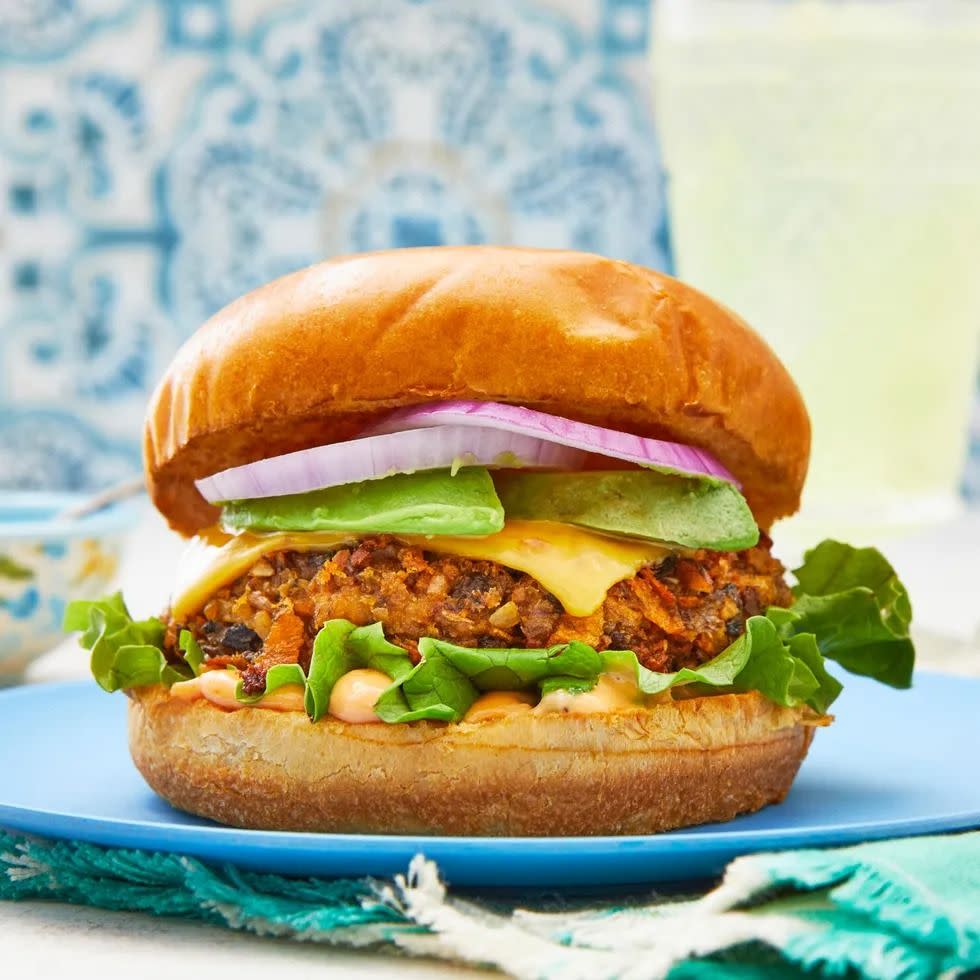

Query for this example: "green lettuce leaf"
[416,639,605,690]
[373,641,481,723]
[346,622,416,682]
[725,540,914,712]
[539,675,595,697]
[728,617,841,714]
[779,540,914,690]
[776,592,914,689]
[793,539,913,634]
[305,620,358,720]
[370,634,752,723]
[524,643,752,700]
[632,642,752,696]
[178,629,204,677]
[304,620,416,721]
[235,662,308,704]
[375,639,610,723]
[64,593,188,692]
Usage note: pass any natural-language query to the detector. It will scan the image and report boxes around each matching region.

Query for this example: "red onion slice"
[369,401,739,487]
[195,426,586,504]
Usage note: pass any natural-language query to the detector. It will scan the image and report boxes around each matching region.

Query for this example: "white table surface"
[4,508,979,976]
[0,902,483,978]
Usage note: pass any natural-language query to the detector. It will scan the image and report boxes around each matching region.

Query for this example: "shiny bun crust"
[129,688,815,835]
[144,247,810,534]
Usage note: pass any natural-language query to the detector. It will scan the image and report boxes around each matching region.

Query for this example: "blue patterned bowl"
[0,492,143,681]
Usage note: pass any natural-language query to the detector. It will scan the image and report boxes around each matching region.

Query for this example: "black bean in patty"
[221,623,262,652]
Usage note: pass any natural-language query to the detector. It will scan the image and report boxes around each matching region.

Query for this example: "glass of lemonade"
[652,0,980,546]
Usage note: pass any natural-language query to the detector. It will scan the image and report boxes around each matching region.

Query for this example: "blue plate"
[0,673,977,887]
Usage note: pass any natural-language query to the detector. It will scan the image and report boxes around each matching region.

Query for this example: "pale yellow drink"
[652,0,980,544]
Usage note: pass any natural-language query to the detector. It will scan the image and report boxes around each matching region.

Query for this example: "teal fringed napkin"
[2,829,979,978]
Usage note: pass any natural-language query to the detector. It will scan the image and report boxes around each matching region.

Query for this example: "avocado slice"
[221,467,505,536]
[494,470,759,550]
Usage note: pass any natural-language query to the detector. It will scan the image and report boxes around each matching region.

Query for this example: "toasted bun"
[128,687,815,835]
[144,247,810,535]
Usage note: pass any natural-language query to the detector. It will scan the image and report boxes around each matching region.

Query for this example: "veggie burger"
[66,246,914,835]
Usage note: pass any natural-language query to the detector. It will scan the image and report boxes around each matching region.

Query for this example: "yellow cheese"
[171,520,670,621]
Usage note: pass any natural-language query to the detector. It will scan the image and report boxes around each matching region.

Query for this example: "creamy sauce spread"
[327,668,390,723]
[170,668,650,721]
[175,667,388,721]
[534,672,641,715]
[172,670,306,712]
[463,690,536,723]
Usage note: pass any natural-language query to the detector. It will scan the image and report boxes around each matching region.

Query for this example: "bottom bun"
[128,687,817,836]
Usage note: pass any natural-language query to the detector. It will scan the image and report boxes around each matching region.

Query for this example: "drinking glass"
[652,0,980,545]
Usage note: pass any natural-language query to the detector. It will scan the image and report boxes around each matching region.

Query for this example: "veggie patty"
[164,535,792,696]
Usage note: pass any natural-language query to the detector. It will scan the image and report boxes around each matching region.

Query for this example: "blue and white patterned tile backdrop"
[0,0,670,491]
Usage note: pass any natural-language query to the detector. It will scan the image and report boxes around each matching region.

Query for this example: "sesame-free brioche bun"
[128,687,815,836]
[144,247,810,536]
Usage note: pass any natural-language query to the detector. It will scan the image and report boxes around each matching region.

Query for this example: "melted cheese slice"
[171,520,671,621]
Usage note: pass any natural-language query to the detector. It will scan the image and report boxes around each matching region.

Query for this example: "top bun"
[145,247,810,535]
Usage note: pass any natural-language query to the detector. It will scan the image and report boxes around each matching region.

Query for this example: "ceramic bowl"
[0,492,143,682]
